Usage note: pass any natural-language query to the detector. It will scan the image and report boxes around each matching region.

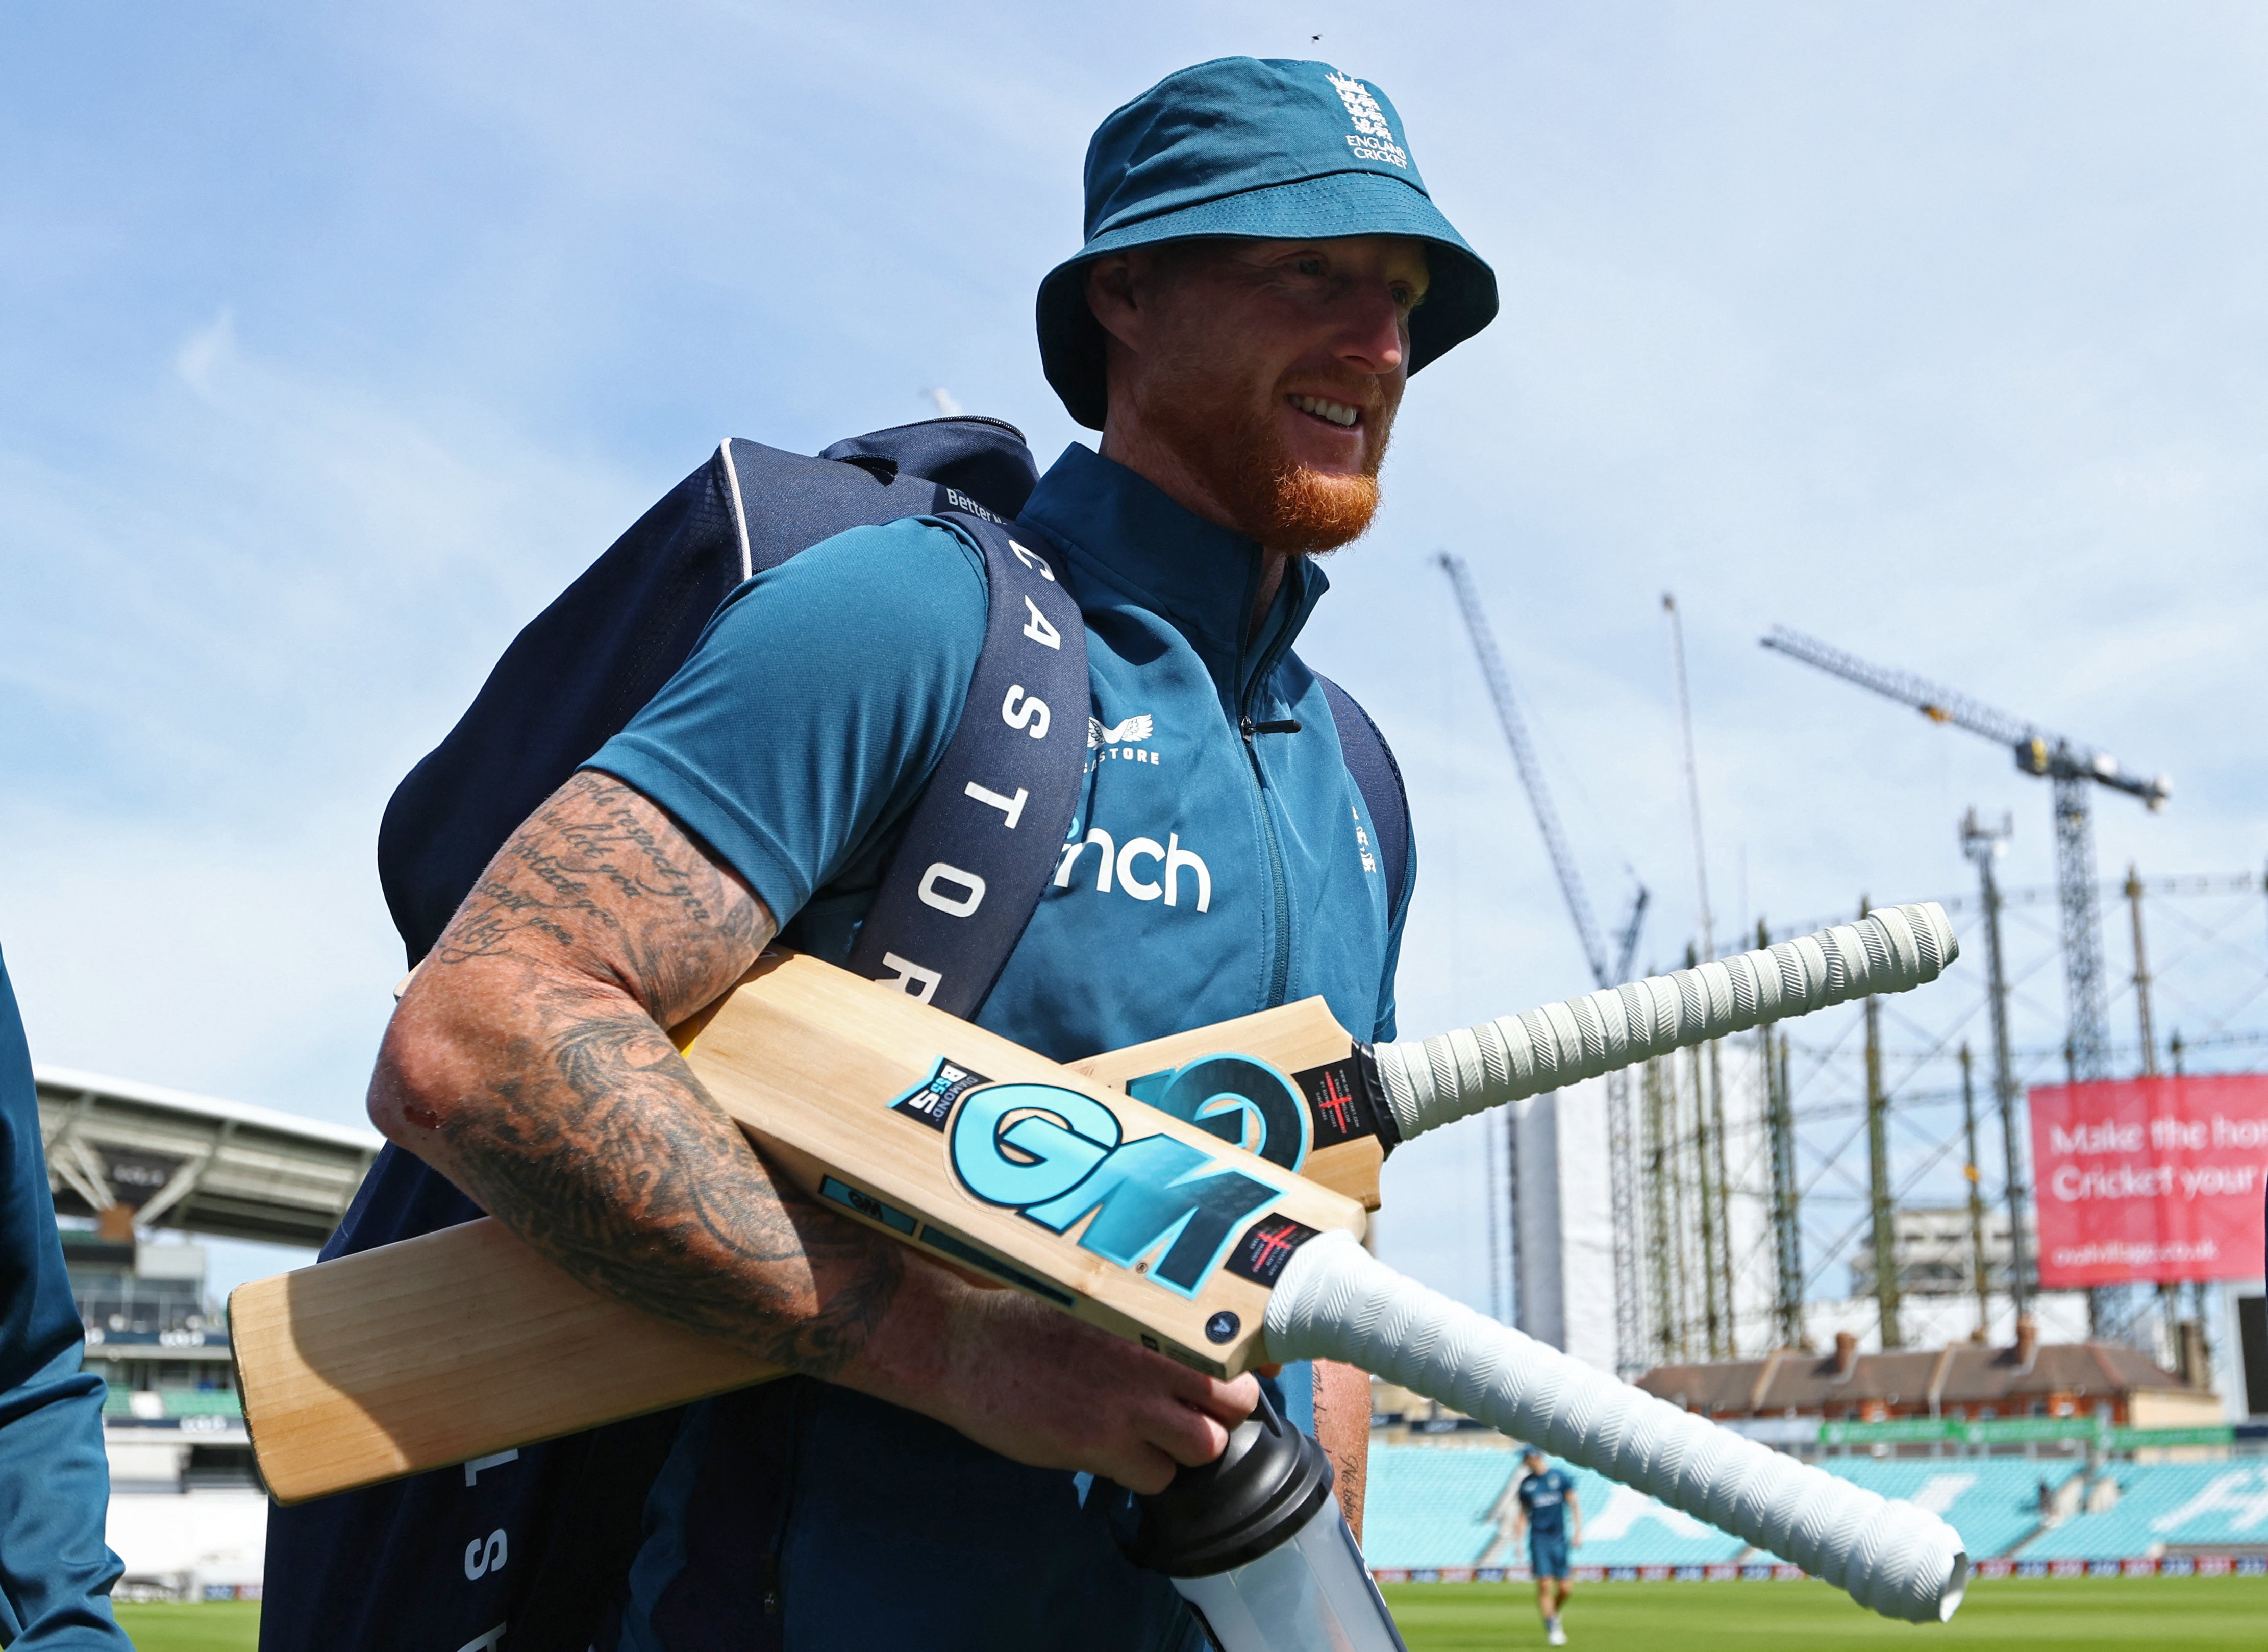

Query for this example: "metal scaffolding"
[1624,863,2268,1368]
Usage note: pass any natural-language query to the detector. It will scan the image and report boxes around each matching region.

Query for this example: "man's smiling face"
[1088,235,1430,554]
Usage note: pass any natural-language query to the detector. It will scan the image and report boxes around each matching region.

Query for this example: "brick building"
[1636,1321,2222,1430]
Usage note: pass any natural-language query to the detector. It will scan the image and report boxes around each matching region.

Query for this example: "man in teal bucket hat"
[1039,56,1496,433]
[358,56,1493,1652]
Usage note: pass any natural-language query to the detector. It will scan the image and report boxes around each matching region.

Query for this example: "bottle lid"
[1125,1384,1335,1577]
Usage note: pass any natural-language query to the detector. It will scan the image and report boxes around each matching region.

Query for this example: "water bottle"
[1127,1386,1408,1652]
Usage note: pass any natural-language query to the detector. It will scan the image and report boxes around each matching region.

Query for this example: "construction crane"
[1439,553,1649,989]
[1759,625,2170,1083]
[1438,552,1650,1373]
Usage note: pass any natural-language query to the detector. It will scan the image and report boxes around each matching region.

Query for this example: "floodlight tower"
[1960,808,2030,1323]
[1759,627,2169,1086]
[1438,553,1651,1372]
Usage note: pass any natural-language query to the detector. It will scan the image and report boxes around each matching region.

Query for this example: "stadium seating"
[2023,1461,2268,1560]
[1558,1467,1746,1567]
[97,1384,245,1422]
[1362,1445,2268,1569]
[1360,1449,1745,1569]
[1362,1447,1514,1568]
[1814,1456,2073,1560]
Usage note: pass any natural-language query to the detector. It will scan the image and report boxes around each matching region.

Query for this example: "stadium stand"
[2024,1462,2268,1560]
[1362,1448,1514,1568]
[94,1385,242,1423]
[1360,1449,1749,1569]
[1813,1457,2073,1560]
[1361,1448,2268,1568]
[1561,1467,1746,1567]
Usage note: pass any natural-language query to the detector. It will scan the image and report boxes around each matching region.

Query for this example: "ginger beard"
[1131,334,1394,557]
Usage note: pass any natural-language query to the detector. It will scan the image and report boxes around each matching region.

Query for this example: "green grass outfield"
[105,1577,2265,1650]
[1382,1576,2263,1650]
[112,1600,260,1651]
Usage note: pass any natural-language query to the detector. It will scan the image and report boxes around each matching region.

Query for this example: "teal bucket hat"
[1038,57,1498,430]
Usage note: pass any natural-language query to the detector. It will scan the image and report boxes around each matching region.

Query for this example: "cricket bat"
[236,903,1956,1501]
[234,909,1971,1620]
[237,949,1367,1503]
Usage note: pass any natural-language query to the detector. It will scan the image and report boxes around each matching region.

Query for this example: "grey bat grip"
[1372,901,1958,1142]
[1267,1232,1968,1623]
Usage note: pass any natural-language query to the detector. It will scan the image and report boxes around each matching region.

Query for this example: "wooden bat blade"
[236,967,1362,1503]
[232,1218,778,1504]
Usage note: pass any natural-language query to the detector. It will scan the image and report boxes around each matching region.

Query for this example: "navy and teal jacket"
[587,442,1411,1651]
[0,948,131,1649]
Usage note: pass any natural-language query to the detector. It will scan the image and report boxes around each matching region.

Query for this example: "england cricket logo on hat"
[1327,70,1408,169]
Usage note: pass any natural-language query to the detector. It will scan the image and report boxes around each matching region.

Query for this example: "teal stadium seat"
[2025,1461,2268,1561]
[1361,1448,1517,1568]
[1358,1449,2202,1568]
[1555,1465,1744,1567]
[1816,1457,2073,1560]
[1360,1450,1746,1569]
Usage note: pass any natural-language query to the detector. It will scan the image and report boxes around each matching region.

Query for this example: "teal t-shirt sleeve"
[587,517,988,924]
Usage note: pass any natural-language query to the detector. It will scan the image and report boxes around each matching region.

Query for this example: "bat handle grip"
[1264,1232,1969,1624]
[1369,901,1958,1141]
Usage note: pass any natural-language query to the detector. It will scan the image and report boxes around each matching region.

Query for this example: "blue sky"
[5,2,2266,1304]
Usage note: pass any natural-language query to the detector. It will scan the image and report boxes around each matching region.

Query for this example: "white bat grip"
[1266,1232,1968,1623]
[1371,901,1958,1142]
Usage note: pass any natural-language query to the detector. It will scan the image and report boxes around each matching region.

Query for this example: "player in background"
[1511,1446,1582,1646]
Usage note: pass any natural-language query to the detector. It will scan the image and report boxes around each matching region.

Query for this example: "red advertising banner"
[2029,1076,2268,1287]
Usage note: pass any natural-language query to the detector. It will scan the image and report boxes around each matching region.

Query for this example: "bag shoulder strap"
[1312,673,1415,924]
[844,512,1087,1018]
[720,434,997,577]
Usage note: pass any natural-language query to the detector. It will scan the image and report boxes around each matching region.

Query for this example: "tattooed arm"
[369,769,1254,1491]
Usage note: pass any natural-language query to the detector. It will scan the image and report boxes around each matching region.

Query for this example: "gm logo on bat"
[887,1054,1315,1300]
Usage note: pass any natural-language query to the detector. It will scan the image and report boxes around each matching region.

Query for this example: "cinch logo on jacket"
[1053,828,1211,910]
